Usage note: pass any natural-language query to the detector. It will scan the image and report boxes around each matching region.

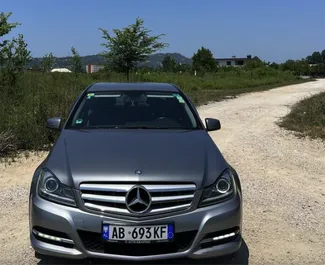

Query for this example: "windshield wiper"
[79,126,196,130]
[120,126,159,129]
[84,125,122,129]
[121,126,194,130]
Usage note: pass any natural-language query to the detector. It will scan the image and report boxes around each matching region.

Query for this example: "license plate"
[102,224,174,243]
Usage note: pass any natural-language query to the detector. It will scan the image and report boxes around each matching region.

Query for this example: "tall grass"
[0,68,305,156]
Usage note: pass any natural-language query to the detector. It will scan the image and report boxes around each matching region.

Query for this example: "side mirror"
[205,118,221,132]
[46,117,62,130]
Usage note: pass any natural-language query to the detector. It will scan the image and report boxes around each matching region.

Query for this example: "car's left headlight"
[37,168,77,207]
[199,168,237,207]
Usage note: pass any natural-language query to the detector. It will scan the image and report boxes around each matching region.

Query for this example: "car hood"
[45,129,229,190]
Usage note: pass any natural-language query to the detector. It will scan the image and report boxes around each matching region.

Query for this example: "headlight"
[37,168,77,207]
[199,168,237,207]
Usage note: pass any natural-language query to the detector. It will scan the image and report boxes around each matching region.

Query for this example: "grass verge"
[279,91,325,140]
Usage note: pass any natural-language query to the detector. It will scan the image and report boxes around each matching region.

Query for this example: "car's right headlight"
[37,168,77,207]
[198,168,237,207]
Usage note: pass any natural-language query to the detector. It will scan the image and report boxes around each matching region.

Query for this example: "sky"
[1,0,325,63]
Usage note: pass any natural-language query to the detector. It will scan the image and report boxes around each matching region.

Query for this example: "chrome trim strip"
[80,184,196,193]
[144,184,196,192]
[80,184,133,192]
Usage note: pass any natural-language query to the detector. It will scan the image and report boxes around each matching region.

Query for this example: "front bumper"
[29,192,242,261]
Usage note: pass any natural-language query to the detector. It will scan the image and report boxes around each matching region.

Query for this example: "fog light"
[213,232,236,241]
[35,231,62,242]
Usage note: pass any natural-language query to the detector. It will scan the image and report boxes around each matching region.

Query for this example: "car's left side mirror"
[46,117,62,130]
[205,118,221,132]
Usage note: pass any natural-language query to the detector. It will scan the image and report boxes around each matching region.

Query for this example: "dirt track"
[1,79,325,265]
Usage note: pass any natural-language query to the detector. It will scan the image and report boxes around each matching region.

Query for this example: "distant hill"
[142,53,192,67]
[29,53,192,70]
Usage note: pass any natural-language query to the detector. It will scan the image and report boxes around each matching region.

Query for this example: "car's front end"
[30,167,242,261]
[29,83,243,261]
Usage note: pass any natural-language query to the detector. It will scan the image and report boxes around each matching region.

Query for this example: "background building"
[215,55,252,67]
[50,68,72,73]
[86,64,105,73]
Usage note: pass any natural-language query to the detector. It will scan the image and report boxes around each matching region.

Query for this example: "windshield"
[66,91,200,130]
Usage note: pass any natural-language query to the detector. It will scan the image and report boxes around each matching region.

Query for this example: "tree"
[11,34,31,72]
[245,56,264,69]
[280,59,312,76]
[70,46,82,75]
[321,50,325,63]
[281,59,295,71]
[0,12,31,86]
[192,47,216,73]
[40,52,54,73]
[307,51,322,64]
[99,17,168,81]
[0,12,20,40]
[162,55,177,72]
[269,62,279,69]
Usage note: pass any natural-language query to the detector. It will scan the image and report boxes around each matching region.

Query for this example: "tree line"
[278,51,325,77]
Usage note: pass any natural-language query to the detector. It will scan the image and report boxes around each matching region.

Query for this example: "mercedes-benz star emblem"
[125,186,151,213]
[135,170,142,175]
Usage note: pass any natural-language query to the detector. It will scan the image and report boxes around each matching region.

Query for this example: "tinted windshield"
[66,91,200,130]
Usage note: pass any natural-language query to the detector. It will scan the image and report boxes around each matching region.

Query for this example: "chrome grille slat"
[84,203,129,214]
[80,183,196,216]
[151,194,194,203]
[81,194,125,203]
[150,203,192,213]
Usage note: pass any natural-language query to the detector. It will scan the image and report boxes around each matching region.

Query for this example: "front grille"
[78,230,197,256]
[79,183,196,216]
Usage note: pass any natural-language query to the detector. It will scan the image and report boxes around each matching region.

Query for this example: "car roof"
[87,82,180,93]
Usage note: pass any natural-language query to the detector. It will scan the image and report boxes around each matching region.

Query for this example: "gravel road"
[1,79,325,265]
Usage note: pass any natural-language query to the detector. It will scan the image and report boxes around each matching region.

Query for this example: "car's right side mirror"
[46,117,62,130]
[205,118,221,132]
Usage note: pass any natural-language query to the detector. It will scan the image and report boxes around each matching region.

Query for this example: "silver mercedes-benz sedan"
[29,82,243,261]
